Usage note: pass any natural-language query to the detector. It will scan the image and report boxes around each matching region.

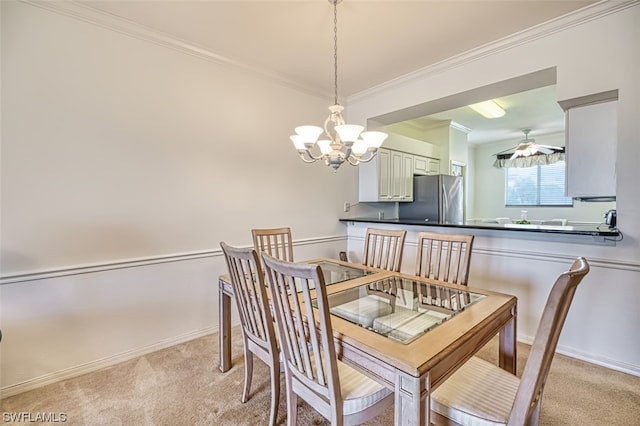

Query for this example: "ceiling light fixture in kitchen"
[469,100,506,118]
[289,0,388,171]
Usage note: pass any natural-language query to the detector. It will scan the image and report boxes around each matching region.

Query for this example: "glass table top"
[311,260,375,286]
[322,276,485,344]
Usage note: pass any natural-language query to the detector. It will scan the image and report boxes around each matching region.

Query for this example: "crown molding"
[350,0,639,102]
[18,0,329,100]
[18,1,638,108]
[450,121,472,134]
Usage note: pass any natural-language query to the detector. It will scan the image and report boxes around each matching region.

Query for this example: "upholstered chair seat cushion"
[431,356,520,426]
[336,359,393,415]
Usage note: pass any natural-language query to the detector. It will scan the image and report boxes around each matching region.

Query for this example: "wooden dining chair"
[261,252,394,426]
[252,227,295,262]
[219,242,280,426]
[430,257,590,426]
[415,231,474,285]
[330,229,406,330]
[362,228,407,272]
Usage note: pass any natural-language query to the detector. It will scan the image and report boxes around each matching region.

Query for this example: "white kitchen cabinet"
[377,148,392,200]
[564,98,617,199]
[428,158,440,174]
[387,150,403,201]
[400,152,414,201]
[358,148,415,202]
[413,155,440,175]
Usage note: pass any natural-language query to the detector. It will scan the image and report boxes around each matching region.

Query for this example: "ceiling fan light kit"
[493,129,565,169]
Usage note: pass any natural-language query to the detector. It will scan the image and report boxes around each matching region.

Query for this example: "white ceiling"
[78,0,596,143]
[401,85,567,145]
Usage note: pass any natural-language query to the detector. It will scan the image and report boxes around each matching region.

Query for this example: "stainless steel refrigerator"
[398,174,464,224]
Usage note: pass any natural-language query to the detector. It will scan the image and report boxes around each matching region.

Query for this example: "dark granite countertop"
[339,217,621,238]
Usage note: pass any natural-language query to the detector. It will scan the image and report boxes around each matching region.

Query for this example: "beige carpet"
[2,327,639,425]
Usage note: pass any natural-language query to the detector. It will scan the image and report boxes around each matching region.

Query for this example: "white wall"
[0,1,356,395]
[422,124,451,172]
[346,2,640,375]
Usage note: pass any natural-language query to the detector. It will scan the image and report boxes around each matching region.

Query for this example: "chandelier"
[290,0,388,171]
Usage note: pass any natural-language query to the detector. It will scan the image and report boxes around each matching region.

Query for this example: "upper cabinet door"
[413,155,429,175]
[401,152,414,201]
[413,155,440,176]
[358,148,418,202]
[565,99,617,199]
[389,150,404,201]
[378,148,392,200]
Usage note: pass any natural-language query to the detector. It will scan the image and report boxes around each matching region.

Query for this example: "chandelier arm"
[297,153,317,163]
[347,151,378,165]
[297,149,323,163]
[346,156,360,166]
[306,149,325,161]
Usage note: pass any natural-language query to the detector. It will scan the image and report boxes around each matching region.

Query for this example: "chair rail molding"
[0,235,346,285]
[346,234,640,273]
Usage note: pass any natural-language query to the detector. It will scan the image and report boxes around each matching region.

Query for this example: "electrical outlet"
[343,202,350,212]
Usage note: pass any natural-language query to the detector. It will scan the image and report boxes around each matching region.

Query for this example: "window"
[505,161,572,206]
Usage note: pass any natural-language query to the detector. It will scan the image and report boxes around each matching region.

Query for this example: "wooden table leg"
[499,304,517,374]
[394,371,429,426]
[219,279,231,372]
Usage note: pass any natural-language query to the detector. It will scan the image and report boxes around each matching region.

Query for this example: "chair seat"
[431,356,520,426]
[330,295,393,328]
[337,359,393,415]
[374,309,446,342]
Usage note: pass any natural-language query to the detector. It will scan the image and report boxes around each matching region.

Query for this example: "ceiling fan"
[499,129,560,160]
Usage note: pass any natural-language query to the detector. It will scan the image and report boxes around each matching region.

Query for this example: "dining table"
[217,257,517,426]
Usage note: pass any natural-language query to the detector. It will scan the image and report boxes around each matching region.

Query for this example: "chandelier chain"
[333,0,338,106]
[289,0,388,171]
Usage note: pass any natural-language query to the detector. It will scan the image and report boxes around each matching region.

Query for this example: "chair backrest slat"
[363,228,407,272]
[261,253,342,413]
[252,227,294,262]
[416,232,474,285]
[220,242,276,351]
[508,257,590,425]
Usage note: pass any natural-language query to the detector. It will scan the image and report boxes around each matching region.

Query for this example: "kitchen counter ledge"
[339,217,621,239]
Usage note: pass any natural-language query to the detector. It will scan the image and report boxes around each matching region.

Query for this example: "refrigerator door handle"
[442,183,449,222]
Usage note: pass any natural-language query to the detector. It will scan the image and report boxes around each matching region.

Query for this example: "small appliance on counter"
[399,174,463,224]
[604,209,617,228]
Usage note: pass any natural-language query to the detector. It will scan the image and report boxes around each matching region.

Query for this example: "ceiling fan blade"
[537,146,554,154]
[537,144,563,152]
[510,151,520,160]
[494,145,520,155]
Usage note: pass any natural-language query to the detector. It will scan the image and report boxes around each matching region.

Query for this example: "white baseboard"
[3,326,637,401]
[556,345,640,377]
[0,327,217,399]
[518,334,640,378]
